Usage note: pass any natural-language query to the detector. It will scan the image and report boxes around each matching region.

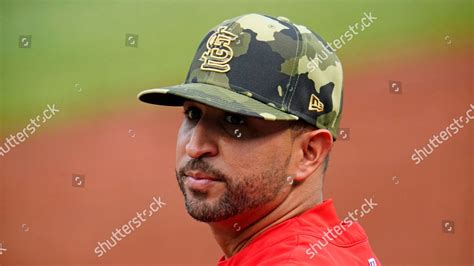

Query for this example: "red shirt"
[217,199,380,265]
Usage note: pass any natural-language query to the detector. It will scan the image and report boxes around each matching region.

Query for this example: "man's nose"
[185,120,218,159]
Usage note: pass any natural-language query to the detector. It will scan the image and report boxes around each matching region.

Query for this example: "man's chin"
[187,211,223,223]
[185,206,229,223]
[183,196,237,223]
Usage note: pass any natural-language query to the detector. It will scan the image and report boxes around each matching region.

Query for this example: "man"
[138,13,380,265]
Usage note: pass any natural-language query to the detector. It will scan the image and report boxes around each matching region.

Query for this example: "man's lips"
[184,170,222,181]
[184,170,223,191]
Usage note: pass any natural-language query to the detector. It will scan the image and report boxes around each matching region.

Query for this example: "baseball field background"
[0,0,472,265]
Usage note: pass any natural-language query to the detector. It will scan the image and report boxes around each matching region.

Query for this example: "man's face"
[175,101,294,223]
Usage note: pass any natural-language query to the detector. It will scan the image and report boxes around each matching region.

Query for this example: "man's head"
[138,13,343,224]
[174,101,333,223]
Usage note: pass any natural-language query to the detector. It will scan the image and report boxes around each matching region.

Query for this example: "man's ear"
[290,129,333,182]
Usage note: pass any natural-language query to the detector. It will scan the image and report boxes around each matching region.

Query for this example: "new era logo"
[308,94,324,112]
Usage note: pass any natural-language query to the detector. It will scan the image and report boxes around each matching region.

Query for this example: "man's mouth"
[184,170,223,191]
[185,170,222,181]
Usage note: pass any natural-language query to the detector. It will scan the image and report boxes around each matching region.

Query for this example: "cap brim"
[137,83,299,121]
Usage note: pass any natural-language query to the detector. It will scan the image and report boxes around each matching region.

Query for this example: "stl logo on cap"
[199,26,238,73]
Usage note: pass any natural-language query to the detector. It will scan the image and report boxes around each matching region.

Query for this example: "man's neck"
[209,192,322,259]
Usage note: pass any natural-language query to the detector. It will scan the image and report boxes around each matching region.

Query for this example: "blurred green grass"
[0,0,473,132]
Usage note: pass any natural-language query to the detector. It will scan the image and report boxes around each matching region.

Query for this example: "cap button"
[277,16,291,23]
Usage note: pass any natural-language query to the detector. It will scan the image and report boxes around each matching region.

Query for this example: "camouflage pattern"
[138,13,343,138]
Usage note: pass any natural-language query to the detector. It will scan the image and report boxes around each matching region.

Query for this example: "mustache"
[177,159,227,182]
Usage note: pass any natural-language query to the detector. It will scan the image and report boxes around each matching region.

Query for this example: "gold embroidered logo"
[308,94,324,112]
[200,26,238,73]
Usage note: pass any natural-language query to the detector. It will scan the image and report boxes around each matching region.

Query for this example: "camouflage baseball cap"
[138,13,343,138]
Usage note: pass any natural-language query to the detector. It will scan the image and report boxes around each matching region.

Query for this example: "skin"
[175,100,333,258]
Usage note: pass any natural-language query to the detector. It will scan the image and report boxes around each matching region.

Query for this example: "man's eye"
[184,107,201,120]
[224,114,245,125]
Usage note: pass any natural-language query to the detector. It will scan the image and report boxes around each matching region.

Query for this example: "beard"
[176,157,289,223]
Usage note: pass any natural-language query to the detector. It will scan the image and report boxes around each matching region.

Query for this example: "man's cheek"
[176,136,187,164]
[176,123,189,156]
